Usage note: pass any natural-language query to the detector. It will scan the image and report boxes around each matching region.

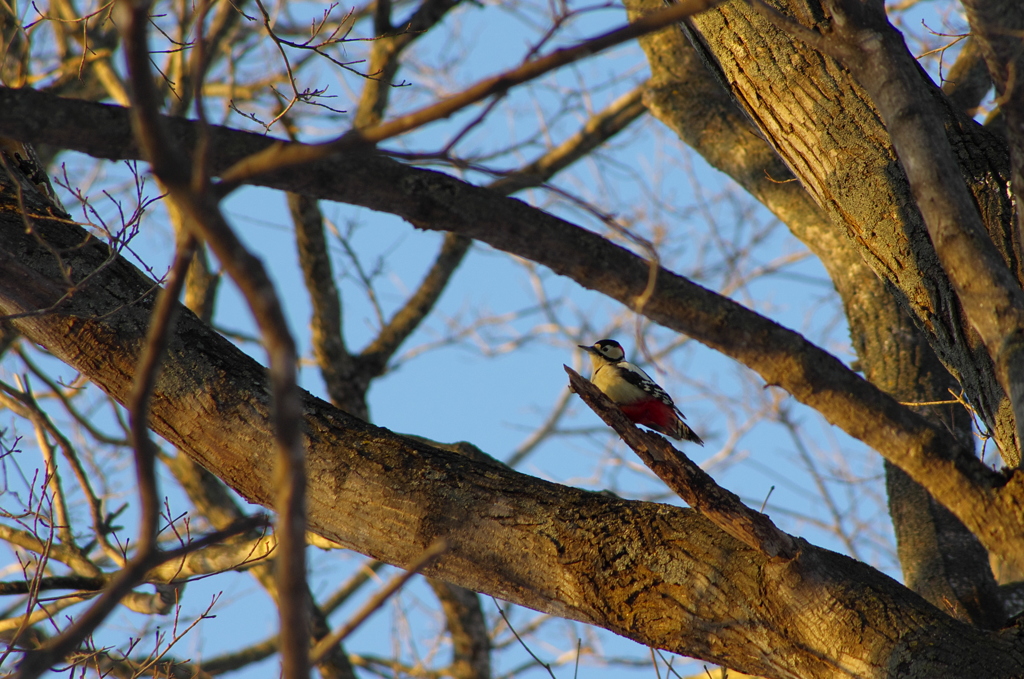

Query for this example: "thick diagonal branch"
[2,195,1021,677]
[0,87,1021,570]
[624,0,1002,626]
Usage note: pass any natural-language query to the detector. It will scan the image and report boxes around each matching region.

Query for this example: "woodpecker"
[579,339,703,445]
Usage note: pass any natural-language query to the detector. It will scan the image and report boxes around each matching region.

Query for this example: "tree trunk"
[621,0,1006,630]
[682,0,1018,464]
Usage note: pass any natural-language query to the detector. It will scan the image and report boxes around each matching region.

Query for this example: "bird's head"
[579,339,625,365]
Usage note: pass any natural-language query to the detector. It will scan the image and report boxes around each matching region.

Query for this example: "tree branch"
[0,187,1021,676]
[355,0,464,129]
[627,0,1004,625]
[116,1,310,676]
[487,85,647,195]
[941,36,993,116]
[818,0,1024,466]
[13,516,267,677]
[309,540,446,664]
[288,192,363,416]
[0,532,274,592]
[428,579,491,679]
[296,84,646,418]
[12,228,197,679]
[684,0,1018,459]
[213,0,720,191]
[358,232,470,376]
[0,88,1022,570]
[566,366,797,559]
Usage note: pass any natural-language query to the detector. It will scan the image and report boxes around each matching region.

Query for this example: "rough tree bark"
[622,0,1008,630]
[679,0,1019,464]
[3,0,1024,675]
[1,118,1024,679]
[3,89,1022,577]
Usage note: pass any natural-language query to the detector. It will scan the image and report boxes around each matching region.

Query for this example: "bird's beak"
[578,344,594,352]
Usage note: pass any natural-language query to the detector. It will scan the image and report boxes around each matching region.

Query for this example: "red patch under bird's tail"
[620,401,704,446]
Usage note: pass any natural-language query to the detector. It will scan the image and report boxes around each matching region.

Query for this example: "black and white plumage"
[579,339,703,445]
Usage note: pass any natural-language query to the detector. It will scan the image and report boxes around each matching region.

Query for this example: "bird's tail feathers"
[649,420,704,446]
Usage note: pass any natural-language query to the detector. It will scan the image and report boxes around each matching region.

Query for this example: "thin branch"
[13,516,268,677]
[320,559,387,615]
[0,576,105,595]
[117,1,310,676]
[359,232,470,374]
[428,579,491,679]
[12,232,198,679]
[566,366,798,559]
[0,531,275,595]
[215,0,721,191]
[355,0,463,128]
[0,386,83,552]
[14,348,130,446]
[491,600,556,679]
[0,524,98,577]
[940,36,993,115]
[25,397,74,549]
[0,593,93,638]
[309,539,447,664]
[287,192,359,415]
[488,84,647,194]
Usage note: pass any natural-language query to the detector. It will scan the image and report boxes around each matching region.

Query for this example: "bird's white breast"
[592,364,647,404]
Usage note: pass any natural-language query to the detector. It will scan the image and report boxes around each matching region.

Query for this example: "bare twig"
[359,233,470,374]
[216,0,721,191]
[10,229,197,678]
[24,395,74,550]
[491,599,556,679]
[320,559,387,615]
[116,1,310,676]
[488,85,647,194]
[13,515,268,677]
[14,348,130,446]
[309,538,447,664]
[428,579,491,679]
